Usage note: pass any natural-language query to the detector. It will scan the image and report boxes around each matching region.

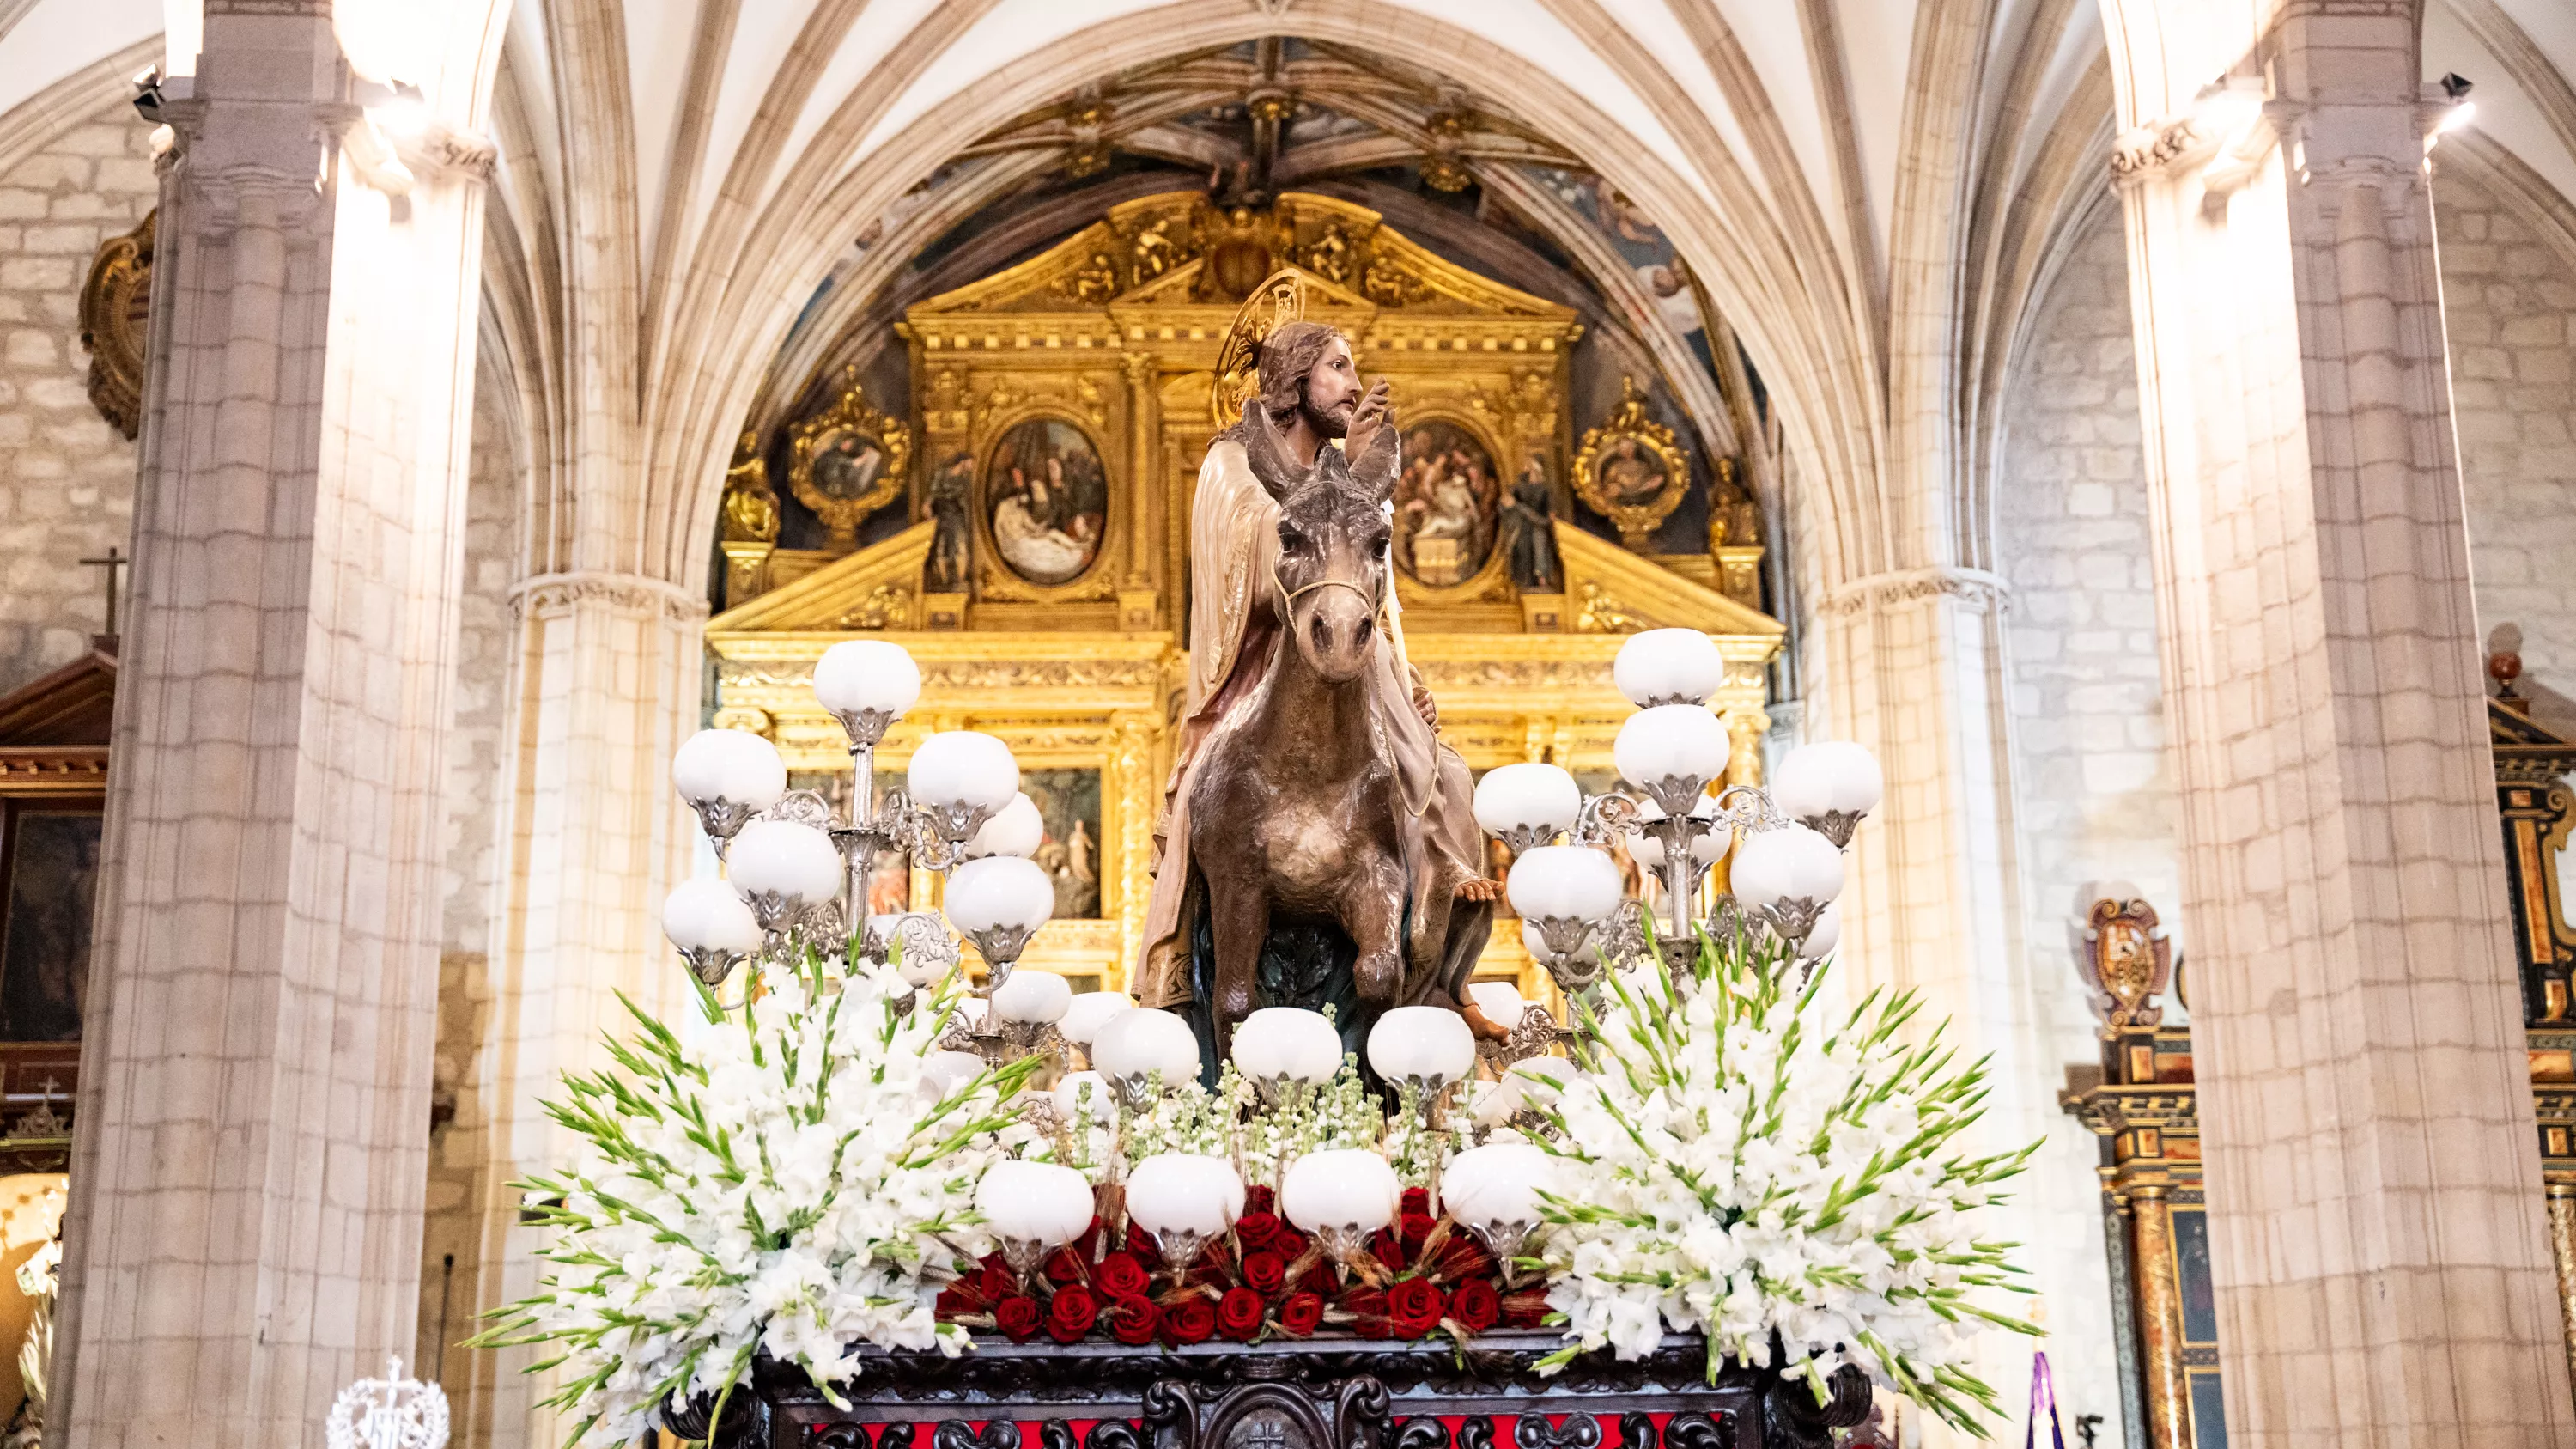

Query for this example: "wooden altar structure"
[707,192,1785,997]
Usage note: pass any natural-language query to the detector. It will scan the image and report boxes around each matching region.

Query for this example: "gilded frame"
[1384,404,1516,605]
[787,374,913,552]
[973,406,1119,603]
[1571,377,1691,549]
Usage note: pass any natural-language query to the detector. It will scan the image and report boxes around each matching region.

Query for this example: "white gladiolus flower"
[1532,931,2040,1434]
[478,959,1030,1446]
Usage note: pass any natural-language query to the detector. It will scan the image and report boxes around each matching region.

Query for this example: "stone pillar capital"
[1818,564,2013,618]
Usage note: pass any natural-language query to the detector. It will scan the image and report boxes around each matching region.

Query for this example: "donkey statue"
[1186,415,1494,1064]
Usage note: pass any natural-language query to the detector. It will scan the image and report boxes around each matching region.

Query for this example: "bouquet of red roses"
[936,1187,1547,1347]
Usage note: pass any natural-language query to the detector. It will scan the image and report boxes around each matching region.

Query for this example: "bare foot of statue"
[1455,877,1503,902]
[1458,997,1513,1042]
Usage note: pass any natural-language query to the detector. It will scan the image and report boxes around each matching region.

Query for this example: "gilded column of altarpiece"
[706,192,1784,998]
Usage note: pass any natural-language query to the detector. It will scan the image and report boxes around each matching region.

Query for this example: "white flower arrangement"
[1531,928,2039,1431]
[477,959,1034,1446]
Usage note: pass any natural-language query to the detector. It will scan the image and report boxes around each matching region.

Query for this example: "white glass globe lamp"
[1613,704,1728,813]
[1728,821,1845,950]
[724,819,843,933]
[905,731,1019,843]
[989,967,1071,1025]
[661,878,762,988]
[1365,1005,1477,1093]
[671,728,787,846]
[965,792,1045,860]
[1473,763,1583,855]
[1797,900,1842,960]
[1058,991,1134,1048]
[1125,1153,1245,1273]
[975,1160,1096,1282]
[1505,845,1621,994]
[1613,627,1726,707]
[1051,1070,1113,1121]
[1770,741,1884,848]
[1280,1148,1400,1274]
[811,639,921,746]
[1442,1142,1557,1281]
[1230,1007,1345,1096]
[943,855,1054,988]
[1089,1008,1203,1105]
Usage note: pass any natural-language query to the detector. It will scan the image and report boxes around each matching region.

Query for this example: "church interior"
[0,0,2574,1446]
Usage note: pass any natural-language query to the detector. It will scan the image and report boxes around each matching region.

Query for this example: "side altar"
[705,192,1785,997]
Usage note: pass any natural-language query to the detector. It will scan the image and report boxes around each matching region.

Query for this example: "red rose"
[1273,1227,1310,1262]
[994,1294,1042,1342]
[1369,1229,1406,1270]
[1127,1229,1163,1269]
[1164,1296,1218,1346]
[1340,1287,1389,1339]
[1110,1295,1160,1347]
[1277,1291,1325,1337]
[1400,1187,1431,1215]
[1387,1278,1445,1339]
[1043,1246,1086,1286]
[1245,1184,1277,1215]
[1398,1210,1437,1251]
[1046,1285,1099,1343]
[1217,1287,1267,1342]
[1234,1211,1283,1251]
[972,1257,1012,1302]
[1242,1251,1287,1295]
[1095,1251,1149,1300]
[1449,1278,1500,1333]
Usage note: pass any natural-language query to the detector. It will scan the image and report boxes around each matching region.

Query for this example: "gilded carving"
[787,370,914,552]
[1057,249,1120,303]
[2081,897,2174,1031]
[1571,377,1691,549]
[78,210,154,441]
[720,432,781,543]
[1576,580,1656,634]
[830,583,914,630]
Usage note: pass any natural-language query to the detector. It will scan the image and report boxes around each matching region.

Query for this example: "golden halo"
[1209,269,1313,429]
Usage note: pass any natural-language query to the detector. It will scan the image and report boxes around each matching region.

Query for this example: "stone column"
[1814,569,2107,1449]
[453,577,705,1449]
[50,8,493,1447]
[2099,3,2574,1442]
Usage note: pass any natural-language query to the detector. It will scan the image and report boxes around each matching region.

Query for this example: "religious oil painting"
[984,418,1110,585]
[807,426,893,504]
[1391,419,1501,586]
[0,811,100,1041]
[1018,768,1103,919]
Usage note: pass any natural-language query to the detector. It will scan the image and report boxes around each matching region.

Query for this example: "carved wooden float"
[676,1331,1873,1449]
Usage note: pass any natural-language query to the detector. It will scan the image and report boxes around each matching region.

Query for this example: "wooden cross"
[78,546,128,640]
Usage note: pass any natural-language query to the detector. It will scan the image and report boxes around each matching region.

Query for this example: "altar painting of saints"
[1018,769,1102,919]
[810,428,889,502]
[1594,435,1669,508]
[985,419,1109,585]
[1390,420,1500,586]
[0,812,100,1041]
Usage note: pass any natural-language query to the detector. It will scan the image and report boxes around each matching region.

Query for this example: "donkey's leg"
[1206,879,1269,1057]
[1344,857,1408,1008]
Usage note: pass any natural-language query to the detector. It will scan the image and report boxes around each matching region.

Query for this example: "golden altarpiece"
[707,192,1784,995]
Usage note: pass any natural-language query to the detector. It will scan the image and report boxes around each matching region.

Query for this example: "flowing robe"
[1137,435,1486,1008]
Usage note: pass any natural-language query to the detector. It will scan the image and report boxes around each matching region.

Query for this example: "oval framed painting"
[1390,417,1503,587]
[982,417,1110,587]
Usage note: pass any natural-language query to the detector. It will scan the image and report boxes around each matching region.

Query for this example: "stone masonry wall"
[1992,204,2178,1442]
[2433,165,2576,721]
[0,97,154,692]
[416,355,522,1409]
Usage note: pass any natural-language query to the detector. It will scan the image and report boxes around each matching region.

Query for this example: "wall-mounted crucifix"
[78,545,127,652]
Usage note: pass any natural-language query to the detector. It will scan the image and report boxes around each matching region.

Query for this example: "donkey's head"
[1259,421,1398,685]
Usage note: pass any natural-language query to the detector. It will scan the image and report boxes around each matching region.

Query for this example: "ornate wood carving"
[708,1333,1862,1449]
[77,211,154,441]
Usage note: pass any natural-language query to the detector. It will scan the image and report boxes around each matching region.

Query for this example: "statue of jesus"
[1137,308,1502,1026]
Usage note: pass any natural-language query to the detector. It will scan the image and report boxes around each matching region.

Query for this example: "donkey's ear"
[1239,405,1307,502]
[1347,420,1400,502]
